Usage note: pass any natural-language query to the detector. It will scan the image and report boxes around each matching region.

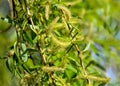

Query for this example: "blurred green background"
[0,0,17,86]
[0,0,120,86]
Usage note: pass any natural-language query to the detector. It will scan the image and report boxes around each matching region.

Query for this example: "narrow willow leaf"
[68,57,80,66]
[65,68,76,79]
[6,58,14,72]
[14,42,22,64]
[23,31,33,45]
[21,43,28,62]
[54,30,61,37]
[85,60,105,71]
[82,42,91,52]
[22,64,31,74]
[66,64,77,73]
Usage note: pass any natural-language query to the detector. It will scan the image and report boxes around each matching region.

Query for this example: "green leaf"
[65,64,77,79]
[82,42,91,52]
[23,31,33,45]
[66,64,77,73]
[25,58,40,70]
[6,58,14,73]
[21,43,28,62]
[68,56,80,66]
[85,60,105,71]
[72,79,81,86]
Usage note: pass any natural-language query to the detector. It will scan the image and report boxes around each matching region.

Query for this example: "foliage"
[0,0,120,86]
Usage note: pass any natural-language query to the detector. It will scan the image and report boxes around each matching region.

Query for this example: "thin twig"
[26,7,38,35]
[61,9,91,85]
[36,39,47,64]
[74,44,90,85]
[24,1,46,64]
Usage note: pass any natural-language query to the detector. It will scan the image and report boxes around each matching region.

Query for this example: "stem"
[61,9,91,85]
[26,7,38,35]
[36,39,47,64]
[74,45,90,85]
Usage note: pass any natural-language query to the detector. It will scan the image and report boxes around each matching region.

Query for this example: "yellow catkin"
[51,33,70,47]
[45,4,50,20]
[42,66,64,72]
[47,16,60,31]
[57,5,71,20]
[86,75,110,82]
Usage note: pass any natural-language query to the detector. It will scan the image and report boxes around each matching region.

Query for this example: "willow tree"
[2,0,120,86]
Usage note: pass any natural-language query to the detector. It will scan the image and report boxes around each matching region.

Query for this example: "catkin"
[51,33,70,47]
[47,16,60,32]
[45,4,50,20]
[57,5,71,21]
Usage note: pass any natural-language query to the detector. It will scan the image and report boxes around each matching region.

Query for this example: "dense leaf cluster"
[1,0,120,86]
